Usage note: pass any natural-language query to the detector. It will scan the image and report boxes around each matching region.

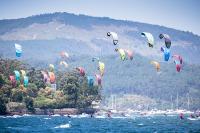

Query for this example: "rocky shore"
[5,108,98,116]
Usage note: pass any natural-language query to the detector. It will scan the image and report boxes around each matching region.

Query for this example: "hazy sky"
[0,0,200,35]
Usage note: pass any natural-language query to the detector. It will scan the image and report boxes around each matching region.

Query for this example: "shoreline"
[3,108,198,116]
[5,108,99,116]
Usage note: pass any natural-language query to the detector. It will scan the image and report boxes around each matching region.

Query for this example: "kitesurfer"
[90,114,94,118]
[107,111,112,118]
[190,114,195,118]
[179,113,184,119]
[67,114,71,118]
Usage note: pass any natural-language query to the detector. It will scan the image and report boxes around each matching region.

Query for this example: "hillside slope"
[0,12,200,109]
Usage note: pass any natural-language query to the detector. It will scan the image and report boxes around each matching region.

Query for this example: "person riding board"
[179,113,184,119]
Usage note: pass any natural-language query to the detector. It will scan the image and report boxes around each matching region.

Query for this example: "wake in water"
[54,122,71,129]
[44,118,51,120]
[137,123,144,126]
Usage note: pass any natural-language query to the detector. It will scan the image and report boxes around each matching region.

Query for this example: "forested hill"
[0,12,200,64]
[0,12,200,110]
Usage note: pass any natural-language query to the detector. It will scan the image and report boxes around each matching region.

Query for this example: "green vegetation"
[0,58,101,115]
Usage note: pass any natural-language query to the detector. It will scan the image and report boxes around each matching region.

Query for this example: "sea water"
[0,115,200,133]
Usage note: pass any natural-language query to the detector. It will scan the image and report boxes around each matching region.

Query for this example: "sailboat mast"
[187,93,190,110]
[171,95,173,110]
[111,95,113,109]
[176,92,179,109]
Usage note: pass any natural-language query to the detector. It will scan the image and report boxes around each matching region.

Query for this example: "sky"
[0,0,200,35]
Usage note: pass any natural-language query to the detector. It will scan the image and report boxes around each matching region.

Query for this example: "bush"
[6,102,26,112]
[34,96,56,109]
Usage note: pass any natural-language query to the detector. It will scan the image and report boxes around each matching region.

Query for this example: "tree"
[0,94,7,115]
[24,97,35,113]
[0,58,102,111]
[27,68,45,89]
[0,74,5,88]
[1,84,13,98]
[27,83,38,97]
[11,88,24,102]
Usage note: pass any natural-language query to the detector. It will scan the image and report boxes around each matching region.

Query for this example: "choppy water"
[0,114,200,133]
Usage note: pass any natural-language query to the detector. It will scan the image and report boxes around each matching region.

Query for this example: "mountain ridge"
[0,12,199,37]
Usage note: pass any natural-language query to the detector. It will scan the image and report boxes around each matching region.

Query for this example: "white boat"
[23,114,31,116]
[52,114,60,117]
[95,115,106,119]
[187,117,200,121]
[77,113,90,118]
